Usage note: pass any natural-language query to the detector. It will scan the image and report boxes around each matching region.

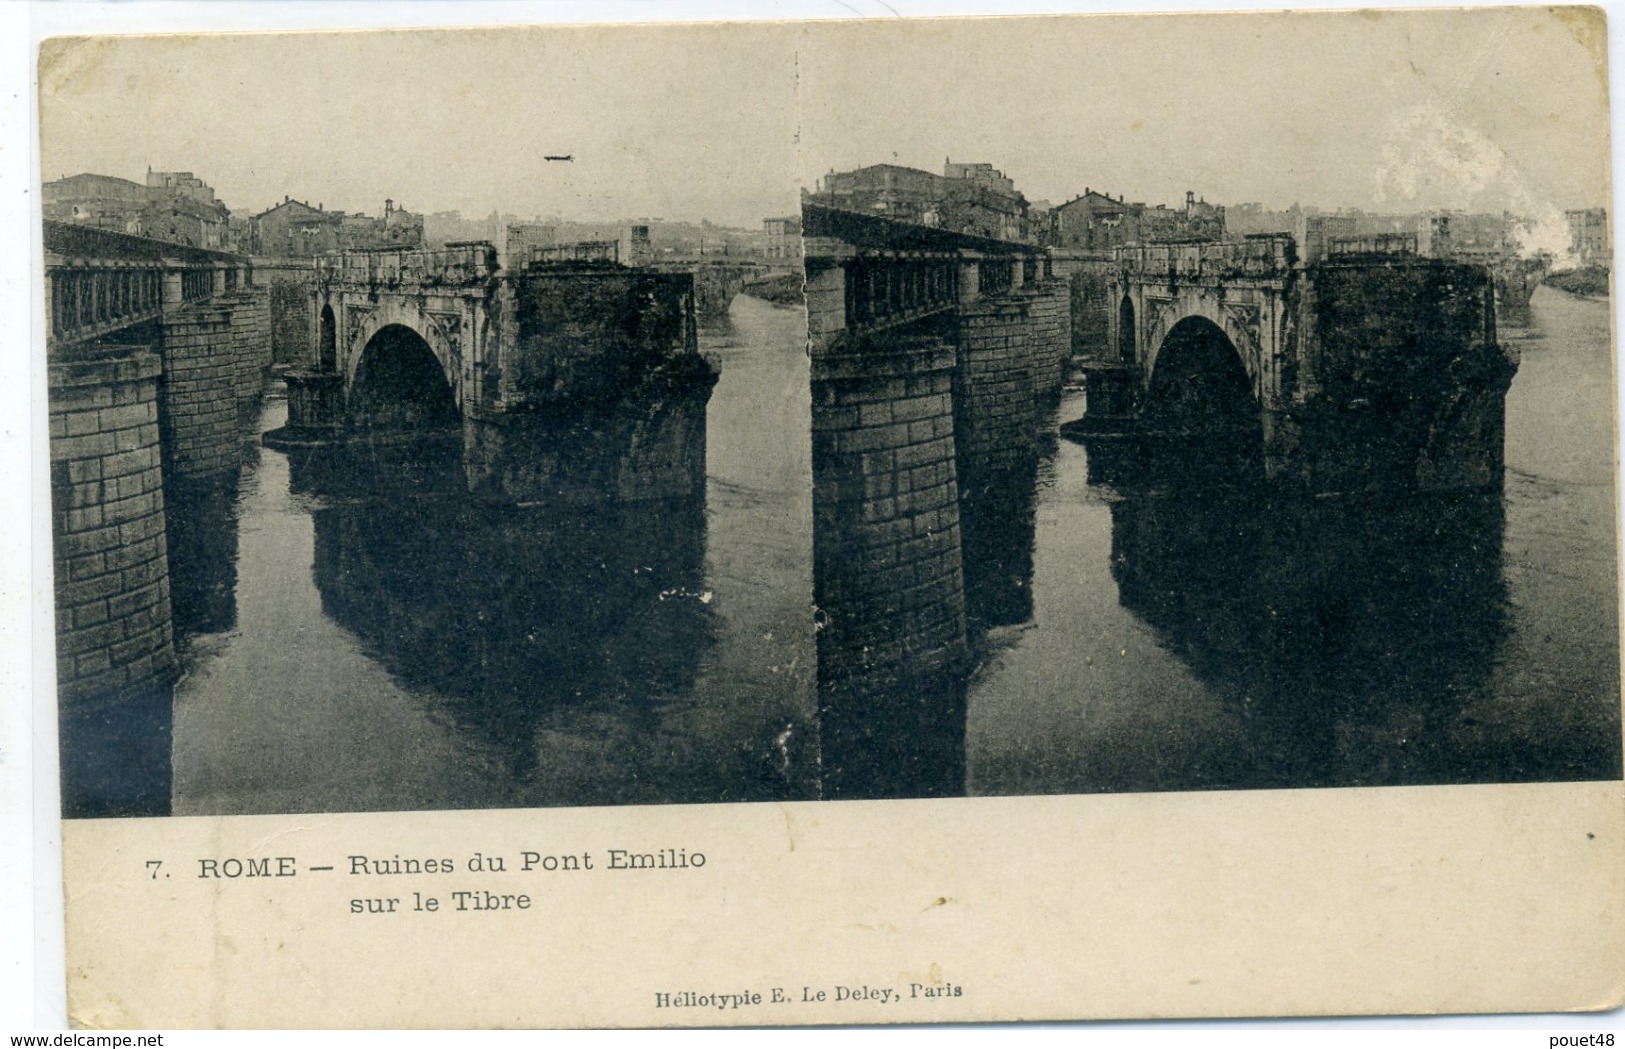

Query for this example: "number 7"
[145,860,162,879]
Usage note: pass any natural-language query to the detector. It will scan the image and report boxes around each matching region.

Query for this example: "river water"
[170,285,1619,814]
[171,294,816,815]
[965,285,1622,795]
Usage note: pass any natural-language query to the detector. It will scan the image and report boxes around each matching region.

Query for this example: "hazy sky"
[39,23,803,227]
[39,8,1611,234]
[798,10,1610,222]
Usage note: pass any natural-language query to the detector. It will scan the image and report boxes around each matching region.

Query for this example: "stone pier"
[257,258,316,368]
[1083,237,1514,496]
[42,223,318,818]
[48,349,177,817]
[462,357,719,506]
[278,370,346,439]
[801,202,1071,794]
[223,273,272,417]
[954,295,1038,480]
[811,334,968,683]
[1018,278,1072,397]
[157,303,240,479]
[810,333,969,799]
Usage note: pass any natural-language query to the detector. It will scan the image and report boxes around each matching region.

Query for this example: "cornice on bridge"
[801,201,1039,260]
[42,219,242,267]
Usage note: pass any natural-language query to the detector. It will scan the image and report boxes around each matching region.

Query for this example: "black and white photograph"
[41,8,1620,815]
[22,2,1625,1030]
[42,23,813,818]
[795,11,1621,799]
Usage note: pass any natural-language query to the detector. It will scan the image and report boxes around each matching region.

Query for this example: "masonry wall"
[280,370,346,434]
[158,305,241,479]
[811,335,968,682]
[1294,261,1510,493]
[953,295,1037,480]
[49,349,177,816]
[463,355,719,506]
[1023,278,1072,397]
[1069,267,1113,359]
[803,263,848,351]
[263,266,315,367]
[613,371,716,501]
[1047,254,1114,359]
[508,270,695,411]
[811,334,970,798]
[246,287,274,395]
[225,290,270,416]
[690,265,744,319]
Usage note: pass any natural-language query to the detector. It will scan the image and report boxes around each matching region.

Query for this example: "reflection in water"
[165,467,244,637]
[59,685,173,818]
[805,287,1618,798]
[307,456,712,782]
[171,295,816,814]
[958,463,1039,632]
[814,450,1044,797]
[819,668,968,801]
[1108,477,1509,788]
[165,286,1618,810]
[967,285,1620,797]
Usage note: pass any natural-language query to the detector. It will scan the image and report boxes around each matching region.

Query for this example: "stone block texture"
[158,305,241,478]
[811,335,968,684]
[954,296,1038,481]
[48,350,178,706]
[225,288,272,412]
[1022,279,1072,397]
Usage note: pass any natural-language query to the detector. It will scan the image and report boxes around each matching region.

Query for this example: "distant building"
[43,168,233,248]
[146,169,220,207]
[1052,189,1140,251]
[381,199,425,247]
[939,159,1027,242]
[1053,187,1226,250]
[619,224,653,266]
[806,158,1031,243]
[1566,208,1609,267]
[42,173,151,235]
[141,169,232,248]
[251,197,423,257]
[943,160,1015,194]
[1166,191,1225,241]
[813,163,946,225]
[1025,200,1055,245]
[253,197,342,256]
[1225,202,1298,237]
[1296,214,1358,263]
[138,194,230,250]
[225,215,255,255]
[1325,232,1419,258]
[503,222,558,268]
[525,225,653,267]
[337,199,426,251]
[763,215,802,260]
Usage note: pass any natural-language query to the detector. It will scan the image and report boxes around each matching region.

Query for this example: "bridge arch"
[1143,316,1261,442]
[1137,294,1267,397]
[343,299,462,409]
[347,323,460,433]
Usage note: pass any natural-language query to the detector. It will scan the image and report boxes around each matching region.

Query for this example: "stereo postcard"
[35,6,1625,1028]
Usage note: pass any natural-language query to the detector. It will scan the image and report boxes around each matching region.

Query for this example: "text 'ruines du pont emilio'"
[171,847,706,915]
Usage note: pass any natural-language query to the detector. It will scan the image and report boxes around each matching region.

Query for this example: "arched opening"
[1118,296,1136,365]
[1142,316,1262,479]
[318,305,337,372]
[348,324,458,433]
[1145,317,1257,429]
